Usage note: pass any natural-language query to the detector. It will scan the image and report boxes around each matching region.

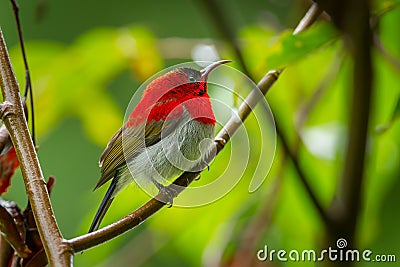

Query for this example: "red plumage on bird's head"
[128,60,231,126]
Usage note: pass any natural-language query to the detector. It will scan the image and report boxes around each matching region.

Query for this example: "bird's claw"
[158,185,178,207]
[152,179,178,206]
[214,137,226,147]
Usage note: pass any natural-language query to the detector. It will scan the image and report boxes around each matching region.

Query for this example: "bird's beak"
[200,60,232,80]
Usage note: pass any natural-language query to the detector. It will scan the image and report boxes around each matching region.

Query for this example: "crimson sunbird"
[89,60,231,232]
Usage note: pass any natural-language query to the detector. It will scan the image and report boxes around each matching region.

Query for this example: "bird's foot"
[214,137,226,147]
[153,180,178,207]
[159,186,178,207]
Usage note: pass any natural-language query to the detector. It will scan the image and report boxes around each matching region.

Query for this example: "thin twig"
[0,28,71,267]
[294,2,323,34]
[275,119,331,225]
[9,0,35,144]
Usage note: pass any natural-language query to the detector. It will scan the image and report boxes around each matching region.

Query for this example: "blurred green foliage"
[0,0,399,266]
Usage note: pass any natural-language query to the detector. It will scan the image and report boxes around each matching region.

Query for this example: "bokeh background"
[0,0,399,266]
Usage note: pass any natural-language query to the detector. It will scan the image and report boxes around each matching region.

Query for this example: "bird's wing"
[94,118,178,190]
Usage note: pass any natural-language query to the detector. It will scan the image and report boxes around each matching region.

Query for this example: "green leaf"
[239,25,277,75]
[372,0,400,15]
[265,22,339,70]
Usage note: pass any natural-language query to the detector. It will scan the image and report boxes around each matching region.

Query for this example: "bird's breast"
[182,96,216,125]
[123,108,215,188]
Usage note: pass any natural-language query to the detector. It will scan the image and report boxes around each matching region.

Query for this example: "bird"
[89,60,231,232]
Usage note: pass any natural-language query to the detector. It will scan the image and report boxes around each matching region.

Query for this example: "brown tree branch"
[336,1,372,242]
[0,28,71,266]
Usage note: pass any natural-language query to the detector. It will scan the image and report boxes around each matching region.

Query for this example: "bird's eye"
[188,75,196,82]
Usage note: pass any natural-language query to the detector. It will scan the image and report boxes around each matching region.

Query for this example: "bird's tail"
[89,177,118,232]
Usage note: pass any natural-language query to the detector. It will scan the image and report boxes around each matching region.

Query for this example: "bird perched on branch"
[89,60,231,232]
